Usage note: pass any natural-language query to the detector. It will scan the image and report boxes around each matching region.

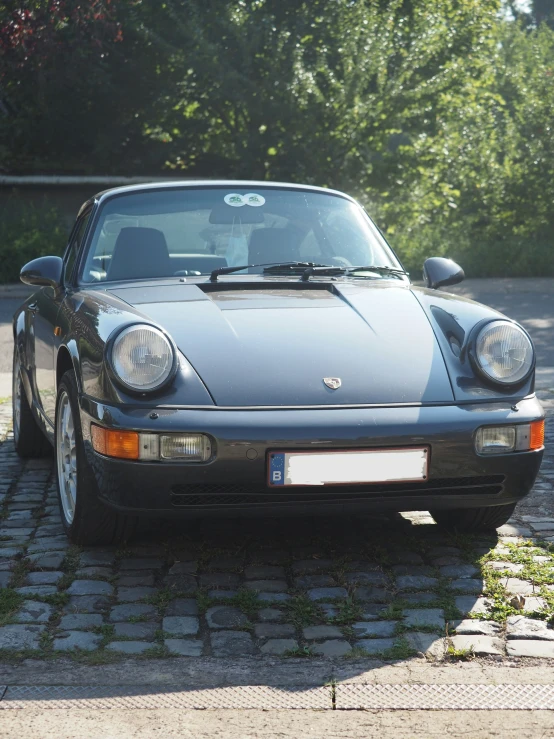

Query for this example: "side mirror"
[20,256,63,290]
[423,257,464,290]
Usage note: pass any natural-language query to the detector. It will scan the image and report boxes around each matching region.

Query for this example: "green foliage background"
[0,0,553,278]
[0,201,66,283]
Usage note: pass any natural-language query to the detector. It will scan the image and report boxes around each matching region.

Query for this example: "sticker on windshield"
[243,193,266,207]
[224,193,246,207]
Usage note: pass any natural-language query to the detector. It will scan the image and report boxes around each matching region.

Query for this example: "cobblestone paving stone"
[1,393,554,664]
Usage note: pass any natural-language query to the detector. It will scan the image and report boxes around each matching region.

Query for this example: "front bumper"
[80,396,545,517]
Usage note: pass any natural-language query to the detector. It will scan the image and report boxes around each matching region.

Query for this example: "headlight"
[474,320,534,385]
[110,324,176,392]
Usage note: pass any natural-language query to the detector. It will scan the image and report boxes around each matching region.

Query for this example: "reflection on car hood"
[108,281,454,407]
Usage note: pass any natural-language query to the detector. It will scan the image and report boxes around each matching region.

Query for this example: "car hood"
[108,281,454,407]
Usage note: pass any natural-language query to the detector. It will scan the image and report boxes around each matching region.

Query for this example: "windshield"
[79,186,400,283]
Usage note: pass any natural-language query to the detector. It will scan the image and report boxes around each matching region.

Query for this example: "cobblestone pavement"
[1,392,554,665]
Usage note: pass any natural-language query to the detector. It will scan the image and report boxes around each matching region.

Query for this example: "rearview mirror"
[20,256,63,290]
[423,257,464,290]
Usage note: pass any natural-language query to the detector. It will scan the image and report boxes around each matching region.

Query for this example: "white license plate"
[268,448,429,487]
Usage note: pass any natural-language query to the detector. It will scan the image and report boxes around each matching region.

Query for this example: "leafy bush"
[390,222,554,279]
[0,200,68,283]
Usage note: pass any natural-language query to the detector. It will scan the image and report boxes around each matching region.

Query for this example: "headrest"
[248,227,301,266]
[108,227,171,281]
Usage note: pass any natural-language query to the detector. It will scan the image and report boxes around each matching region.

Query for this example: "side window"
[64,211,92,284]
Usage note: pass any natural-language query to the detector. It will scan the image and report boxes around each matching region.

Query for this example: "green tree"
[381,17,554,277]
[0,1,173,172]
[158,0,502,188]
[0,0,553,278]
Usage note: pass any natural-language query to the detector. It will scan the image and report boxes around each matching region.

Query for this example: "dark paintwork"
[13,181,544,517]
[423,257,465,290]
[79,395,543,516]
[108,281,454,407]
[20,255,63,290]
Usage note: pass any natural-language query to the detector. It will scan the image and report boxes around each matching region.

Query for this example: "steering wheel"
[329,256,353,268]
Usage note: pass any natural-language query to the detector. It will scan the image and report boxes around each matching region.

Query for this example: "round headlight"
[110,325,176,392]
[475,320,534,385]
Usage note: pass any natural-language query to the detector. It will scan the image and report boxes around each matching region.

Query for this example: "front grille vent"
[170,476,505,508]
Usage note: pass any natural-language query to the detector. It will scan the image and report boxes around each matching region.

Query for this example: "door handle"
[28,303,38,314]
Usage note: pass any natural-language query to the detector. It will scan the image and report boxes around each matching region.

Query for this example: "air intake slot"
[170,476,505,508]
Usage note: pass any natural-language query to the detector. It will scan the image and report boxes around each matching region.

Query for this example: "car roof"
[78,180,355,216]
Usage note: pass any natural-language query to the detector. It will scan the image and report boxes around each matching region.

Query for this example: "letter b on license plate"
[269,453,286,486]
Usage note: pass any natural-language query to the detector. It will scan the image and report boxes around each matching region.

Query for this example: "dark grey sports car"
[13,181,544,544]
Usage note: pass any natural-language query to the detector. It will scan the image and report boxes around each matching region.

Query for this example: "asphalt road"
[0,295,27,396]
[0,278,553,395]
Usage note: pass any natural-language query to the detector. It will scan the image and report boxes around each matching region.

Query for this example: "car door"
[30,209,92,427]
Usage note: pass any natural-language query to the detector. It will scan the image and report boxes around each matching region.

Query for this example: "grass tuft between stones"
[0,647,43,663]
[127,614,149,623]
[227,589,260,620]
[92,623,115,646]
[475,539,554,624]
[0,587,24,626]
[40,592,71,607]
[328,597,363,625]
[284,645,315,658]
[195,590,212,615]
[283,595,323,628]
[144,587,178,613]
[382,636,417,660]
[7,558,31,588]
[61,545,81,573]
[446,643,475,661]
[343,646,371,660]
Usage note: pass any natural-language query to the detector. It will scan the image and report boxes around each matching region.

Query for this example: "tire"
[430,503,517,533]
[55,370,137,545]
[12,349,51,458]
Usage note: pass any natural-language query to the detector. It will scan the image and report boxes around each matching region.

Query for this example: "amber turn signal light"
[530,420,545,451]
[91,425,140,460]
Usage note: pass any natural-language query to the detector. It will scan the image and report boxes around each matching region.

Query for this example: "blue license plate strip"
[268,452,286,486]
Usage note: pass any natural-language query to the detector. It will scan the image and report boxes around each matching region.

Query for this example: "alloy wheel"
[56,390,77,524]
[12,353,21,443]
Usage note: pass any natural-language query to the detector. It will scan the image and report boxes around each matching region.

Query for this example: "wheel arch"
[13,309,33,408]
[56,342,83,396]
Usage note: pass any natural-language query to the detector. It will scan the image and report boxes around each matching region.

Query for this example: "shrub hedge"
[0,200,69,284]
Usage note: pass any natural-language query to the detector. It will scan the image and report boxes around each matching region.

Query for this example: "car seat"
[107,227,172,281]
[248,227,301,268]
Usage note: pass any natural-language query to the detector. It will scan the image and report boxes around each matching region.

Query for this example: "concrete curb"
[1,657,553,688]
[1,682,554,710]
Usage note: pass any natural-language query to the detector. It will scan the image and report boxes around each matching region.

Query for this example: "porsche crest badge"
[323,377,341,390]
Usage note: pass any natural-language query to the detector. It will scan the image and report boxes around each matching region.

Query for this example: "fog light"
[475,426,516,454]
[476,421,545,455]
[160,434,211,461]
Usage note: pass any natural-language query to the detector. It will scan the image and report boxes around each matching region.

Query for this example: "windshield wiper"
[348,265,408,276]
[210,261,407,282]
[301,265,408,281]
[210,262,328,282]
[263,262,330,273]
